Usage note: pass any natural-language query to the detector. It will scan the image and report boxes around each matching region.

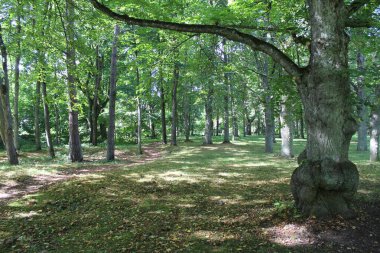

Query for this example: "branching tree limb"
[89,0,303,78]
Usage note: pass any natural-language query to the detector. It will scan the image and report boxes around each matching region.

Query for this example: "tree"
[356,52,368,151]
[106,24,120,161]
[170,59,179,146]
[89,0,377,218]
[65,0,83,162]
[0,24,18,164]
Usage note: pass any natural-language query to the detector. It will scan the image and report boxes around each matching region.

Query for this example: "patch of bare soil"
[264,202,380,253]
[0,143,163,206]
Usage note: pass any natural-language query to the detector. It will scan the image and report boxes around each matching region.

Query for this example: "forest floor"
[0,136,379,253]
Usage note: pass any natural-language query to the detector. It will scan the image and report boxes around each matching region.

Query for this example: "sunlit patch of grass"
[0,135,379,252]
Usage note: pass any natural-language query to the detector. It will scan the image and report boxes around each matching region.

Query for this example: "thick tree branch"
[89,0,303,78]
[346,0,371,17]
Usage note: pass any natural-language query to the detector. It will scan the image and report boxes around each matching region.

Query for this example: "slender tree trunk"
[92,46,103,146]
[42,80,55,158]
[160,68,167,144]
[299,108,305,139]
[222,39,230,143]
[65,0,83,162]
[280,96,293,158]
[171,61,179,146]
[13,16,21,151]
[262,58,274,153]
[137,97,143,155]
[356,52,368,151]
[232,97,239,138]
[370,85,380,162]
[291,0,359,218]
[0,24,18,164]
[54,104,60,145]
[106,24,120,161]
[216,111,220,136]
[204,85,213,145]
[34,79,42,151]
[183,88,190,142]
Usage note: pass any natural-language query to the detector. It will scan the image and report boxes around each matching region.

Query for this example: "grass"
[0,135,379,252]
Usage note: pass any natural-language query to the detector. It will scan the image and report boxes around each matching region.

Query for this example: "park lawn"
[0,136,379,252]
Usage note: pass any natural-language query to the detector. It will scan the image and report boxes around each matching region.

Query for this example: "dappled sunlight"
[12,210,40,218]
[218,172,243,177]
[263,224,315,247]
[158,170,200,183]
[209,195,244,205]
[192,230,237,242]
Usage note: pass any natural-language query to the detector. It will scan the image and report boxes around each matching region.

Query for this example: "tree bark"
[106,24,120,161]
[42,80,55,158]
[356,52,368,151]
[137,97,143,155]
[0,24,18,164]
[291,0,359,218]
[280,96,294,158]
[54,103,60,145]
[160,67,167,144]
[222,39,230,143]
[171,61,179,146]
[262,58,274,153]
[204,85,213,145]
[66,0,83,162]
[92,45,103,146]
[13,15,21,151]
[183,87,190,142]
[34,79,42,151]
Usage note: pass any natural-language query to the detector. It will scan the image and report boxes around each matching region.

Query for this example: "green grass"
[0,136,379,252]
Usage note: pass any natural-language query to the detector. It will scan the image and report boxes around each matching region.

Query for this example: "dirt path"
[0,143,163,206]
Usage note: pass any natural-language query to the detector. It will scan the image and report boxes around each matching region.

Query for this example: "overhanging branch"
[89,0,303,78]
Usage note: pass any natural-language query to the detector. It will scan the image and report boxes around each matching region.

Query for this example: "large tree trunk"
[356,52,368,151]
[204,85,213,145]
[106,24,120,161]
[0,24,18,164]
[170,61,179,146]
[369,84,380,162]
[42,80,55,158]
[291,0,359,218]
[66,0,83,162]
[280,96,294,158]
[34,79,42,151]
[92,45,103,146]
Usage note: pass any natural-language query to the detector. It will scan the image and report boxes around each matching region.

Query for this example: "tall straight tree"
[64,0,83,162]
[106,24,120,161]
[34,78,42,151]
[159,66,167,144]
[13,14,21,151]
[356,52,368,151]
[41,78,55,158]
[92,45,104,146]
[222,39,230,144]
[90,0,375,218]
[0,24,18,164]
[171,59,179,146]
[280,96,294,158]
